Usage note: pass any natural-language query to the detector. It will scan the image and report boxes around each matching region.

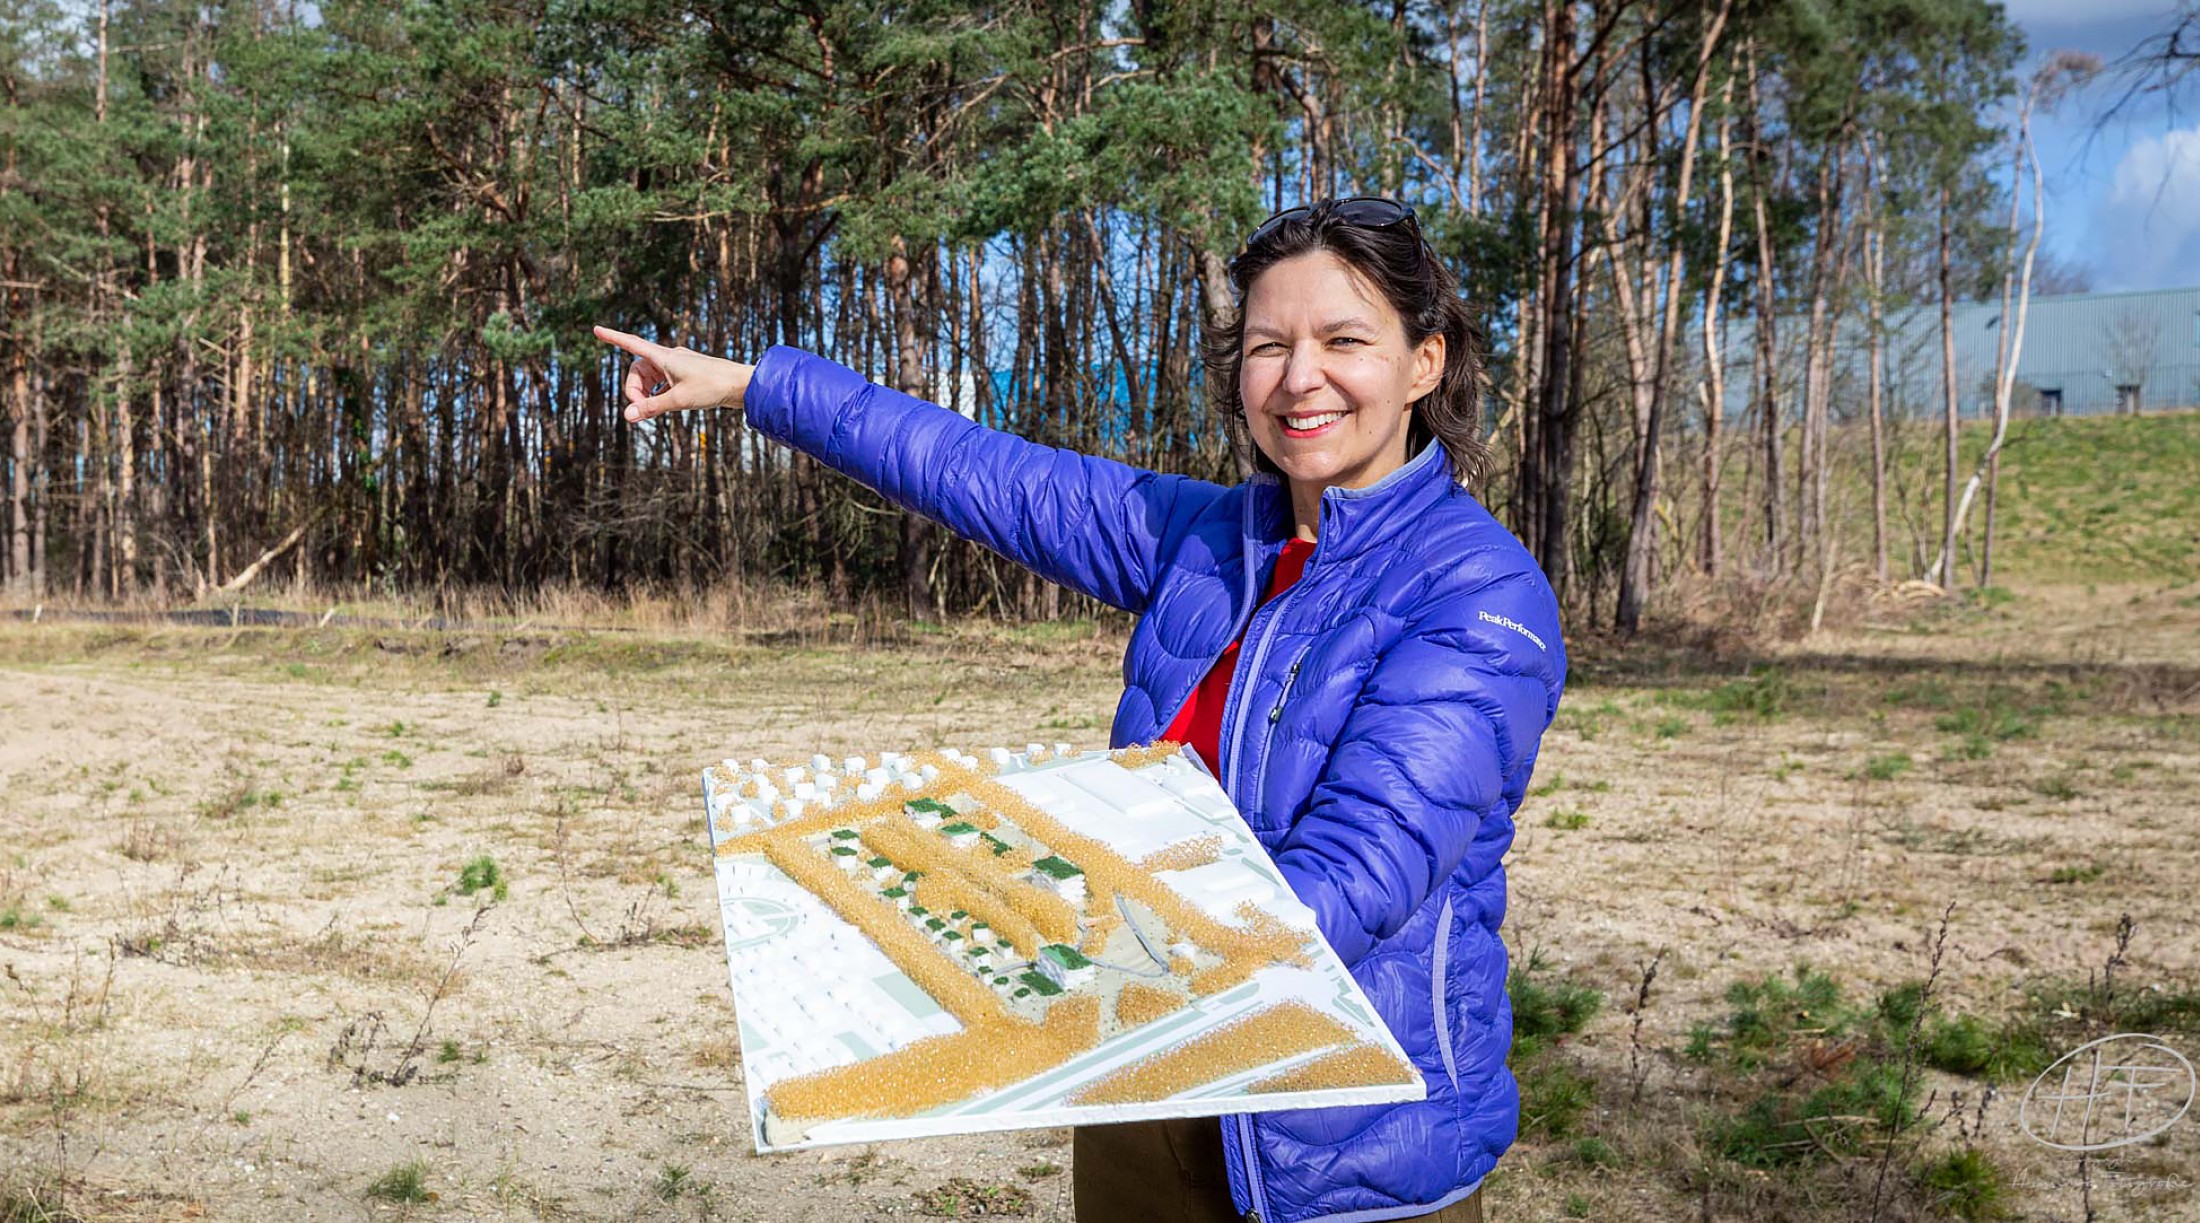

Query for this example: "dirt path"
[2,584,2194,1220]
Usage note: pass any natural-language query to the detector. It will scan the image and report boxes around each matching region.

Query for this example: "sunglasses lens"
[1333,198,1413,227]
[1249,198,1416,248]
[1249,206,1311,245]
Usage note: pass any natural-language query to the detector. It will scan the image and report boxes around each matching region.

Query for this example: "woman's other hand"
[591,325,755,423]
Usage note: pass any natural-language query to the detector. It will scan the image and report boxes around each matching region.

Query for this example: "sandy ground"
[1,580,2194,1222]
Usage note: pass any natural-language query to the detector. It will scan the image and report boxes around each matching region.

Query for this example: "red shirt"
[1163,537,1316,774]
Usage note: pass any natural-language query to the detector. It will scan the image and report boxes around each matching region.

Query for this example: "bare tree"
[2101,306,2161,415]
[2101,3,2200,120]
[1939,52,2100,588]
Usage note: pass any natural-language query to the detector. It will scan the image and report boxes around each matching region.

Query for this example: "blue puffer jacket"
[744,346,1567,1223]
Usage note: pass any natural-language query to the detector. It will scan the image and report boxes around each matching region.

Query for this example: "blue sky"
[2010,0,2200,291]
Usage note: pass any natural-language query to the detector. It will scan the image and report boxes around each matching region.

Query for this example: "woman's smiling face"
[1239,251,1444,528]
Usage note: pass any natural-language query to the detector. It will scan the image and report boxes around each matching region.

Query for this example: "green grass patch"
[1861,752,1913,782]
[2032,775,2082,801]
[1507,951,1605,1140]
[365,1159,430,1204]
[1510,951,1604,1057]
[456,855,508,902]
[1914,1148,2012,1221]
[1956,412,2200,584]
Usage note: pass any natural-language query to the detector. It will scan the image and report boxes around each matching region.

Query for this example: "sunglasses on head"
[1248,196,1419,248]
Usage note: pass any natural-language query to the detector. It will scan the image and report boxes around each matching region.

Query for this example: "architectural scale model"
[702,742,1423,1152]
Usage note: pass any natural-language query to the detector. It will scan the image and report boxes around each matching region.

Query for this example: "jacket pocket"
[1431,895,1461,1095]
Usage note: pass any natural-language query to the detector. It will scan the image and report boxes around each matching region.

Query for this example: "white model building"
[1035,943,1096,990]
[1030,855,1087,904]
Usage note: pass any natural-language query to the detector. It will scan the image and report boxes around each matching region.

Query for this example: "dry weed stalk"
[1629,949,1665,1104]
[328,904,492,1087]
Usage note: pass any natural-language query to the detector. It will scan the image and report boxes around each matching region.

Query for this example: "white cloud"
[2094,123,2200,290]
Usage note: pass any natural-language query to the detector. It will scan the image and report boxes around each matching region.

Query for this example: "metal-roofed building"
[1721,284,2200,420]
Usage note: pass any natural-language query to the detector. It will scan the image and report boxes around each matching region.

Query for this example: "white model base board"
[703,745,1423,1152]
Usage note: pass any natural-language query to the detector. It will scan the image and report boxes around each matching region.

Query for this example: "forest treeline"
[0,0,2120,626]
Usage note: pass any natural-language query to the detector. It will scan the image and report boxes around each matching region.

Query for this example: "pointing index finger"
[592,324,669,361]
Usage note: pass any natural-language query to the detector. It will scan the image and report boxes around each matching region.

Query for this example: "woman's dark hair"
[1204,202,1490,490]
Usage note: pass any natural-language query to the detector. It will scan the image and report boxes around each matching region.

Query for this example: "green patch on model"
[867,856,892,869]
[1032,855,1083,880]
[1039,943,1094,970]
[926,917,947,931]
[829,845,858,857]
[1018,971,1064,997]
[882,886,908,899]
[980,832,1014,856]
[830,828,860,840]
[942,929,963,942]
[904,798,956,818]
[938,820,978,836]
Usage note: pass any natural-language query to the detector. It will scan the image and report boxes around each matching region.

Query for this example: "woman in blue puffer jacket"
[595,195,1566,1223]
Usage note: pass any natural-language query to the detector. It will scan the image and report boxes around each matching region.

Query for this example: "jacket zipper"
[1222,496,1303,1223]
[1246,651,1306,818]
[1267,655,1304,726]
[1236,1112,1269,1223]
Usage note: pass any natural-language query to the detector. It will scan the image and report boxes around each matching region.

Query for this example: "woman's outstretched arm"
[593,327,1225,614]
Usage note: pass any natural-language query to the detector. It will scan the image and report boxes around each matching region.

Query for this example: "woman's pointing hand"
[591,325,755,423]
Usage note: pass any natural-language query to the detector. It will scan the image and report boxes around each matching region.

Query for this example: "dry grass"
[0,578,2194,1221]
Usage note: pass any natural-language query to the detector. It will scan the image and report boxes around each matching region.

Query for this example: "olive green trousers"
[1073,1119,1486,1222]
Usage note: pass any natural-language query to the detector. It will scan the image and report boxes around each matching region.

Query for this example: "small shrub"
[1510,954,1604,1056]
[1516,1056,1595,1140]
[1692,966,1848,1071]
[2046,863,2103,885]
[654,1163,691,1202]
[1707,668,1789,722]
[2032,775,2081,801]
[1943,735,1994,762]
[1653,715,1689,739]
[914,1177,1033,1218]
[1569,1136,1620,1168]
[1544,809,1590,831]
[1915,1148,2011,1221]
[1862,753,1913,782]
[456,855,507,902]
[1934,705,2036,742]
[1713,1060,1916,1168]
[365,1160,430,1204]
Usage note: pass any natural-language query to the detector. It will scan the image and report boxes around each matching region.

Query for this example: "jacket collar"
[1244,438,1459,565]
